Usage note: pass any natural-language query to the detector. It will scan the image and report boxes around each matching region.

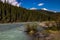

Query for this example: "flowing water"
[0,23,32,40]
[0,23,54,40]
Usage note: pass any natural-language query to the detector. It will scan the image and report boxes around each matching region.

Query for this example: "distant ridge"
[0,1,60,23]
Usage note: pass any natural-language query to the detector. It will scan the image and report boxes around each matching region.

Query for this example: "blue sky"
[17,0,60,12]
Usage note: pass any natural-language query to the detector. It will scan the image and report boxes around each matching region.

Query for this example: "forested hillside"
[0,1,60,23]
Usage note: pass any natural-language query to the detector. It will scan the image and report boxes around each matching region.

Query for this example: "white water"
[0,23,30,40]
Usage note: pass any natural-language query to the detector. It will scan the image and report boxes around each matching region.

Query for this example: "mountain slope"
[0,1,60,23]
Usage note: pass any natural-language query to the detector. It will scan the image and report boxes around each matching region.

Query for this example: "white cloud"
[41,8,48,10]
[41,8,57,13]
[1,0,21,7]
[1,0,5,3]
[30,7,37,10]
[53,11,56,13]
[38,3,44,6]
[49,10,57,13]
[16,3,21,7]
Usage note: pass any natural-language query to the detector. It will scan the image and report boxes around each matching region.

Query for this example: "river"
[0,23,54,40]
[0,23,33,40]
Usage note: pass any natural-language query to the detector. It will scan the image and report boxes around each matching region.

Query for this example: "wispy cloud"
[41,8,57,13]
[41,8,48,10]
[38,3,44,6]
[30,7,37,10]
[1,0,21,7]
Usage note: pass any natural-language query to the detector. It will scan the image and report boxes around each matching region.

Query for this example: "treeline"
[0,1,60,23]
